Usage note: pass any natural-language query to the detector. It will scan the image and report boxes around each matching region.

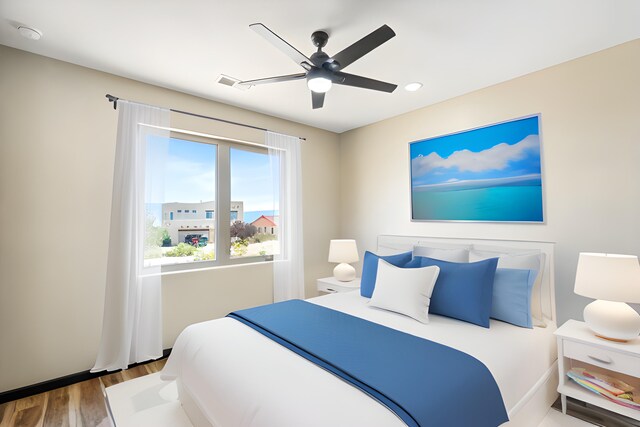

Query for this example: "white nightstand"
[317,277,360,294]
[555,319,640,421]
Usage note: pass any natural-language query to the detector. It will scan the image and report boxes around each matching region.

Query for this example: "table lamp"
[574,252,640,342]
[328,239,359,282]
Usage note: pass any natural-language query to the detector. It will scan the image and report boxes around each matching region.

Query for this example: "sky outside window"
[231,147,279,222]
[145,136,279,223]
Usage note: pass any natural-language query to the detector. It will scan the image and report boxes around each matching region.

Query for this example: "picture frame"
[409,114,544,222]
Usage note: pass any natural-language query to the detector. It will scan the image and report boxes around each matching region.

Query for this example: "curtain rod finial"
[106,94,118,110]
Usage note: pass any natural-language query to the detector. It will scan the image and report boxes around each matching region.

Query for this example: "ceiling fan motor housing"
[311,31,341,70]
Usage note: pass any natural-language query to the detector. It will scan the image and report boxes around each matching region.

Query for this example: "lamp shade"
[574,253,640,303]
[328,239,359,264]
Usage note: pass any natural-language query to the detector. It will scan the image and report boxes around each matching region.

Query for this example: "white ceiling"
[1,0,639,133]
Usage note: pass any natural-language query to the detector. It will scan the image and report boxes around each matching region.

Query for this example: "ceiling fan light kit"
[306,68,332,93]
[239,23,398,109]
[307,76,332,93]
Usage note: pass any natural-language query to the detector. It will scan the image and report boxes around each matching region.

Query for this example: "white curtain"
[266,131,305,301]
[92,101,170,372]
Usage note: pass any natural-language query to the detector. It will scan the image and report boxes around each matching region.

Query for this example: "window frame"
[149,131,274,274]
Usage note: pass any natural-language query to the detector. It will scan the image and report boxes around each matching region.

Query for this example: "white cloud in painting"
[412,134,539,176]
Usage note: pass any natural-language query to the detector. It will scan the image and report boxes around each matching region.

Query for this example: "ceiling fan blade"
[239,73,307,86]
[250,23,312,68]
[332,71,397,93]
[330,25,395,70]
[312,91,325,109]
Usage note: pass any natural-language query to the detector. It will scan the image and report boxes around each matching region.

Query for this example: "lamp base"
[583,300,640,342]
[333,263,356,282]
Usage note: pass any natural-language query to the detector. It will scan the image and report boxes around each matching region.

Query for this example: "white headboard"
[377,235,556,323]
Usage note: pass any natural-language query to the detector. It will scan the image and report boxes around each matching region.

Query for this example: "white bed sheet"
[162,291,557,427]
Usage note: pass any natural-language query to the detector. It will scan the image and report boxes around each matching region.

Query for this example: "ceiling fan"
[238,23,397,109]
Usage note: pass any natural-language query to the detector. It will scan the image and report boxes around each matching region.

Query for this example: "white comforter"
[161,292,557,427]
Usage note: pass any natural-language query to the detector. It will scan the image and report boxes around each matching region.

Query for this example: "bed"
[160,236,559,427]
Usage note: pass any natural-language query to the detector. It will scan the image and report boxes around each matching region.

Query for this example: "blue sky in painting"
[145,136,278,222]
[410,116,541,187]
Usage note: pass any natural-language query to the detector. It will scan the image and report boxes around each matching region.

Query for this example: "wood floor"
[0,359,167,427]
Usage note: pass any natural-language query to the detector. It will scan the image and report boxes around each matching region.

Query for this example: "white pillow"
[368,260,440,323]
[469,248,546,326]
[417,240,472,249]
[376,242,415,256]
[413,245,470,262]
[471,244,540,255]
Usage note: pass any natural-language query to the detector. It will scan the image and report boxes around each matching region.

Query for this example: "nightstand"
[555,319,640,421]
[317,277,360,294]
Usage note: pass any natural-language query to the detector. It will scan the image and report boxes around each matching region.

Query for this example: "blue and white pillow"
[360,251,413,298]
[413,256,499,328]
[368,260,440,323]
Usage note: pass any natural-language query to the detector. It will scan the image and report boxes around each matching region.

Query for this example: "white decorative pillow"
[368,260,440,323]
[413,245,470,262]
[469,248,546,326]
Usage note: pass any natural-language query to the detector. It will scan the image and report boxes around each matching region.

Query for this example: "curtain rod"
[105,94,306,141]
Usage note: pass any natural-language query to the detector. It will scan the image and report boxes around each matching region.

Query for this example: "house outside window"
[249,215,278,235]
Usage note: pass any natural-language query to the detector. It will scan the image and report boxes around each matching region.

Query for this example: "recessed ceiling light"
[18,26,42,40]
[404,82,423,92]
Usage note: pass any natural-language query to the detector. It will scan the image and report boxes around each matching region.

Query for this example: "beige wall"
[0,45,339,392]
[339,39,640,327]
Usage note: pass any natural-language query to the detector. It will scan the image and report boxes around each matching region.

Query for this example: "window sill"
[143,258,275,277]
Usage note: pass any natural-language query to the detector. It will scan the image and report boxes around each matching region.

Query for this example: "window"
[230,147,279,259]
[144,135,216,268]
[144,133,279,270]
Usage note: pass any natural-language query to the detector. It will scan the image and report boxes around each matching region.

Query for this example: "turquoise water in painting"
[412,185,543,222]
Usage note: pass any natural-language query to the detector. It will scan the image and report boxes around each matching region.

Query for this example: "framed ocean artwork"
[410,115,544,222]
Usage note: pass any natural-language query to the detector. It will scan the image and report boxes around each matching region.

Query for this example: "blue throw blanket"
[228,300,508,427]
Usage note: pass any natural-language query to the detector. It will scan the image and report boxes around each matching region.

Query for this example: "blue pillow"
[415,257,499,328]
[403,257,423,268]
[491,268,536,328]
[360,251,413,298]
